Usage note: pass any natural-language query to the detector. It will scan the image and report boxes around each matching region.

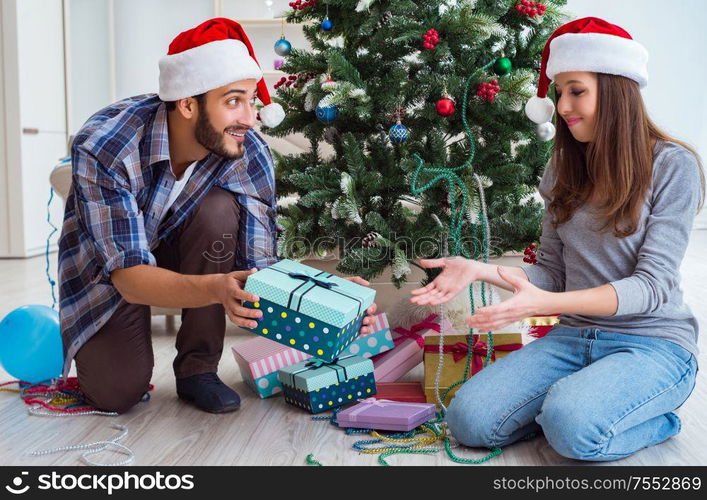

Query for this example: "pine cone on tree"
[362,231,382,248]
[376,11,393,30]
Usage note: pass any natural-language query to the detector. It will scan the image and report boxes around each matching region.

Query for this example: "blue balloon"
[0,305,62,383]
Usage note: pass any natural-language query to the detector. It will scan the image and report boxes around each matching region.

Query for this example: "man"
[58,18,376,414]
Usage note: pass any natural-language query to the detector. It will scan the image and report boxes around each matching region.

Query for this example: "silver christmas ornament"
[536,122,556,141]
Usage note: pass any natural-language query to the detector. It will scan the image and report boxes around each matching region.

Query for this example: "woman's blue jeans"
[445,326,699,461]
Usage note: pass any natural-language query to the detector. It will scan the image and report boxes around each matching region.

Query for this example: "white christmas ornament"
[536,122,556,142]
[524,96,555,124]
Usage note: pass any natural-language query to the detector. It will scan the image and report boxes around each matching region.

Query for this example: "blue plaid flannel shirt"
[58,94,279,377]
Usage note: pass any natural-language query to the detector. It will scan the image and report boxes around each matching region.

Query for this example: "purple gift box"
[335,398,436,431]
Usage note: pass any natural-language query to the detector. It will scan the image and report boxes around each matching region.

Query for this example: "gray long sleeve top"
[522,140,702,357]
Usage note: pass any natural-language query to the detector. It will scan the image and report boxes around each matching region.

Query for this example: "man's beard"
[194,106,245,160]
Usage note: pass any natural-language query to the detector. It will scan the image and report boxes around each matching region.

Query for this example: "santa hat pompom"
[259,102,286,128]
[525,96,555,124]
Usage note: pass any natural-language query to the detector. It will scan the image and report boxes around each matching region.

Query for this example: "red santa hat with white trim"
[525,17,649,141]
[158,17,285,128]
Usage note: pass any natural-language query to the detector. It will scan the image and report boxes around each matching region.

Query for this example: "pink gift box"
[232,336,311,398]
[373,314,451,382]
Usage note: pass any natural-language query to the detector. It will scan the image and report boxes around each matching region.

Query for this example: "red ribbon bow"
[392,314,440,349]
[424,335,523,375]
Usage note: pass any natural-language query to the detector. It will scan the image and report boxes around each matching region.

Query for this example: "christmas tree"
[267,0,569,287]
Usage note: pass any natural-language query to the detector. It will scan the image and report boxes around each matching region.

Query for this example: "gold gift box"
[423,331,523,407]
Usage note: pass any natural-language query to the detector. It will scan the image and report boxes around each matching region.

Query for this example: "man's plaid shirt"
[58,94,278,377]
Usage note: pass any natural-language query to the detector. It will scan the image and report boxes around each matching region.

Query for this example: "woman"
[410,17,704,461]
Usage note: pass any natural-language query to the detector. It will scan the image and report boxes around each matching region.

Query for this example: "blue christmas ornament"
[388,120,409,144]
[274,37,292,57]
[316,103,339,124]
[321,18,333,31]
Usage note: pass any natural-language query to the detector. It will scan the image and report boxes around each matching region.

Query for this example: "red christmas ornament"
[436,97,456,117]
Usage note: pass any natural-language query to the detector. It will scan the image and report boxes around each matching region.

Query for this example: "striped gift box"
[368,313,389,333]
[341,313,394,358]
[232,336,311,398]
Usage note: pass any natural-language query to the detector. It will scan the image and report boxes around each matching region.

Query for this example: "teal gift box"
[242,259,376,362]
[278,355,377,413]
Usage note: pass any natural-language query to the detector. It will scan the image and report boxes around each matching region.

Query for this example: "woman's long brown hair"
[547,73,705,238]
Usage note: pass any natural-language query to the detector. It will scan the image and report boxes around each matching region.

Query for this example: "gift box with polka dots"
[278,354,377,413]
[341,313,394,359]
[242,260,376,362]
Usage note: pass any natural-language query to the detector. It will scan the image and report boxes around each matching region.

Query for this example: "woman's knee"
[536,385,606,460]
[446,382,513,448]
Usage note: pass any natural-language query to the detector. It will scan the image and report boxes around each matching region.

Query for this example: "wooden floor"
[1,232,706,466]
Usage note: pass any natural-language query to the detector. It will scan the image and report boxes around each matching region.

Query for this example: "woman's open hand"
[466,266,552,331]
[410,257,482,305]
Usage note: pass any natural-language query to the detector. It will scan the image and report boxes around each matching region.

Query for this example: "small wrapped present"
[231,336,311,398]
[341,313,394,358]
[242,259,376,362]
[336,398,436,432]
[423,332,523,407]
[372,382,426,403]
[373,314,450,382]
[523,314,561,339]
[278,355,376,413]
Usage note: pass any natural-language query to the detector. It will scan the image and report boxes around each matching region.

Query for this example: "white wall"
[66,0,112,134]
[113,0,213,100]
